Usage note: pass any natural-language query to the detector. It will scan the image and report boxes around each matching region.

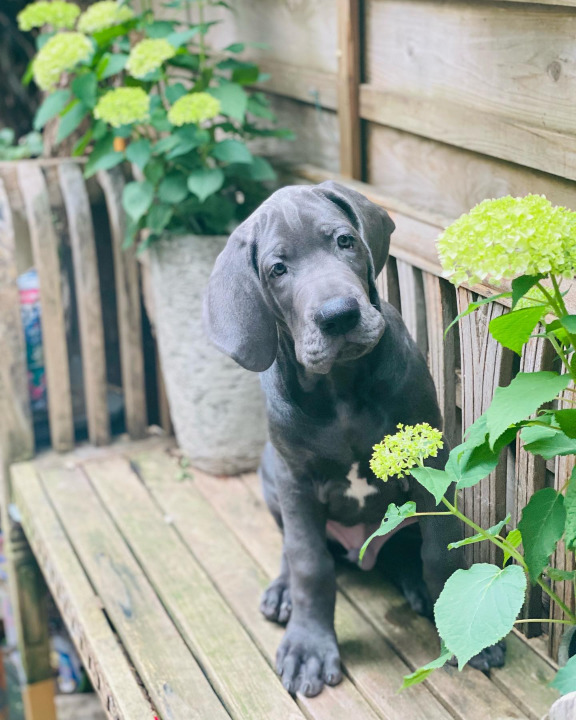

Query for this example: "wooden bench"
[0,163,565,719]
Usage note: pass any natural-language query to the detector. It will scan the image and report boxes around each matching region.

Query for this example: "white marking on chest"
[343,463,379,509]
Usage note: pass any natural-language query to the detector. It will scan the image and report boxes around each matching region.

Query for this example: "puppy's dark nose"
[314,297,360,335]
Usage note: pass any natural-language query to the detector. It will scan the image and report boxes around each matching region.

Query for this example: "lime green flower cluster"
[17,0,80,31]
[77,1,133,33]
[370,423,444,481]
[168,92,222,126]
[126,39,175,79]
[438,195,576,286]
[94,87,150,128]
[33,31,92,91]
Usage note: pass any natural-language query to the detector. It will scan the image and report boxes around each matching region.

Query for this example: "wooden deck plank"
[131,449,383,720]
[39,462,229,720]
[83,455,304,720]
[58,162,109,446]
[11,461,155,720]
[17,163,74,452]
[239,473,531,720]
[97,169,147,440]
[181,464,453,718]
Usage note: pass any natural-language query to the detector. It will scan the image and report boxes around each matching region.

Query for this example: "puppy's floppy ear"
[203,222,277,372]
[315,181,395,277]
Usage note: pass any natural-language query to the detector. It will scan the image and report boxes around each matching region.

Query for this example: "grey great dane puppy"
[204,182,504,697]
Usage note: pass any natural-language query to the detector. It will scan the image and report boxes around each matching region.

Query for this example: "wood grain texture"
[40,463,228,720]
[337,0,361,178]
[256,59,337,110]
[84,455,304,720]
[132,450,381,720]
[363,0,576,180]
[0,177,34,472]
[423,274,458,448]
[457,288,514,564]
[17,164,74,452]
[367,123,576,223]
[396,261,427,356]
[59,162,109,446]
[190,470,452,720]
[97,169,147,440]
[12,461,154,720]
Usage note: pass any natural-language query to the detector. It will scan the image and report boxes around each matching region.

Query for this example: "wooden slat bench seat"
[10,438,559,720]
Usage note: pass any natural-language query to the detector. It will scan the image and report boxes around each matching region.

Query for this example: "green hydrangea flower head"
[77,1,133,33]
[126,38,176,79]
[33,32,92,90]
[94,87,150,128]
[168,92,221,126]
[18,1,80,31]
[438,195,576,286]
[370,423,444,482]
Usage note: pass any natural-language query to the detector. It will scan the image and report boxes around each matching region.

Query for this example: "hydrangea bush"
[364,195,576,695]
[20,0,291,244]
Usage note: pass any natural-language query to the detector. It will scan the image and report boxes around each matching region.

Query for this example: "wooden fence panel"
[97,169,147,440]
[396,260,427,356]
[59,162,109,447]
[457,288,514,564]
[337,0,361,179]
[363,0,576,180]
[18,164,74,452]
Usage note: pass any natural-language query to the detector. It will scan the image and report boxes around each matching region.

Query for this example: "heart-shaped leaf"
[187,167,224,203]
[518,488,566,583]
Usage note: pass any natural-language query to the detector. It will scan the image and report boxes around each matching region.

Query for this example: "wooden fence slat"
[423,273,457,448]
[97,169,147,440]
[40,463,229,720]
[337,0,362,178]
[84,455,305,720]
[0,178,34,471]
[12,461,156,720]
[17,164,74,452]
[457,288,514,564]
[58,162,109,446]
[396,260,427,356]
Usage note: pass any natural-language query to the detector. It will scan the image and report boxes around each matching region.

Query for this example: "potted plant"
[360,195,576,712]
[20,0,292,473]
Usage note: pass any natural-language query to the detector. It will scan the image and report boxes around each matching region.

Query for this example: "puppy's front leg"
[275,472,342,697]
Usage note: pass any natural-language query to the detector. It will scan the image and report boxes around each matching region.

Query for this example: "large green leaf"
[96,52,128,79]
[434,564,526,669]
[71,73,98,108]
[401,643,452,689]
[565,468,576,551]
[249,156,276,181]
[518,488,566,583]
[551,655,576,696]
[56,101,88,143]
[211,139,252,164]
[410,466,454,505]
[147,203,173,233]
[187,167,224,203]
[486,372,570,448]
[359,502,417,562]
[84,134,123,178]
[521,425,576,459]
[511,274,545,308]
[208,83,248,122]
[488,306,546,355]
[560,315,576,334]
[126,139,152,170]
[447,514,510,551]
[33,89,71,131]
[555,409,576,439]
[448,439,500,490]
[122,181,155,222]
[158,171,188,204]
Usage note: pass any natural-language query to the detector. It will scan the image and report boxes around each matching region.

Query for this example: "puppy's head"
[203,181,395,374]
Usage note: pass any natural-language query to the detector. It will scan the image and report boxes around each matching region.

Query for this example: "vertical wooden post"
[0,176,56,720]
[337,0,362,179]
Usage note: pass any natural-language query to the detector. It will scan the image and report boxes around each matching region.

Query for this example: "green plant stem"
[537,281,564,318]
[547,332,575,380]
[536,578,576,622]
[413,512,452,517]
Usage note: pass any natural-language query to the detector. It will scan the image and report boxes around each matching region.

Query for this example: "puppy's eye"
[337,234,355,249]
[271,262,287,277]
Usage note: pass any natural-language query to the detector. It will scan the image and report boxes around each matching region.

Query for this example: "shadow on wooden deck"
[12,437,559,720]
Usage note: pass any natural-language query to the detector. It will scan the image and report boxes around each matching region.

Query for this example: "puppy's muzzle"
[314,296,361,336]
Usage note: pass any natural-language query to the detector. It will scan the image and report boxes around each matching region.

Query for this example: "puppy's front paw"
[276,624,342,697]
[260,577,292,624]
[447,640,506,673]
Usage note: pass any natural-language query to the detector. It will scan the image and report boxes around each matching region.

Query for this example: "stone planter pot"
[147,234,267,475]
